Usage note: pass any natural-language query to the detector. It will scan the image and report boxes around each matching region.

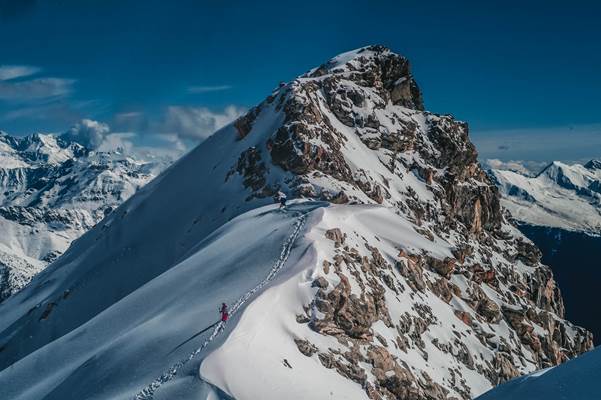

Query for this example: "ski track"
[134,210,307,400]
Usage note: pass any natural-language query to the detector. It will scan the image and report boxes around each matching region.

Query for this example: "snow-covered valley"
[0,46,595,400]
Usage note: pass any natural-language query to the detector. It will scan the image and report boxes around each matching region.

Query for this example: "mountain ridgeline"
[0,46,593,400]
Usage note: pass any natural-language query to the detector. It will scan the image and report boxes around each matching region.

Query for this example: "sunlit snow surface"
[491,161,601,234]
[0,202,324,400]
[0,47,592,400]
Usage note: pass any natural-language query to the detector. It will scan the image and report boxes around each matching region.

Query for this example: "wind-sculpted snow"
[135,209,308,399]
[0,203,320,400]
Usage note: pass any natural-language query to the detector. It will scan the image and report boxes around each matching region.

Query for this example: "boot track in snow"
[134,210,308,400]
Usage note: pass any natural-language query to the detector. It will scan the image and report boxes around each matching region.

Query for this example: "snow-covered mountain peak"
[584,159,601,170]
[492,160,601,234]
[0,48,593,400]
[0,128,172,301]
[0,130,86,166]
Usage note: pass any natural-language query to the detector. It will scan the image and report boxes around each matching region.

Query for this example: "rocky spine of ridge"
[227,46,593,399]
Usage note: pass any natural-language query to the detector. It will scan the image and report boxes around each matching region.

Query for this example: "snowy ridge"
[0,46,593,400]
[135,210,307,400]
[490,160,601,234]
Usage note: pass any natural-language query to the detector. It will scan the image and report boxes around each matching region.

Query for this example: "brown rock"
[294,338,318,357]
[325,228,345,247]
[428,256,456,278]
[312,276,329,289]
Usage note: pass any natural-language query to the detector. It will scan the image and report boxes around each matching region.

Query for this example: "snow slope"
[490,160,601,234]
[0,46,593,400]
[476,346,601,400]
[0,130,170,301]
[0,202,324,400]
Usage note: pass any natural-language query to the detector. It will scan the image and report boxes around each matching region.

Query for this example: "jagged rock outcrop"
[225,46,593,399]
[0,47,592,400]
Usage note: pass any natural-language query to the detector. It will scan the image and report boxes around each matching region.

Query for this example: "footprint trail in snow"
[134,210,307,400]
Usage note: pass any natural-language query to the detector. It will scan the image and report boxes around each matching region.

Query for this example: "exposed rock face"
[0,47,594,400]
[225,45,592,399]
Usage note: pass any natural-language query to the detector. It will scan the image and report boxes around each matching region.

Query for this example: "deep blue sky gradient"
[0,0,599,162]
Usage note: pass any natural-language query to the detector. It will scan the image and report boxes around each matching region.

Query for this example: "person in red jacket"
[220,303,229,322]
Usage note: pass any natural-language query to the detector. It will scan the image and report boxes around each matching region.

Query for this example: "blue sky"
[0,0,600,165]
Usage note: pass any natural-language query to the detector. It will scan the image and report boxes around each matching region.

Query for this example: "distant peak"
[584,159,601,170]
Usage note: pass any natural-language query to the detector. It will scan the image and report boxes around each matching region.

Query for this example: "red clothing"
[220,304,229,322]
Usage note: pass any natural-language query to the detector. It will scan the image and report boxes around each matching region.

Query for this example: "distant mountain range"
[0,129,172,301]
[490,160,601,235]
[490,160,601,343]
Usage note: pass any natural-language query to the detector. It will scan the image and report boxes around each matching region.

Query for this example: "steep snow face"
[0,46,593,400]
[0,130,170,301]
[476,347,601,400]
[490,160,601,234]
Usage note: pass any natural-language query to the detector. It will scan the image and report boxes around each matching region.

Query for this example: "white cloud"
[0,65,41,81]
[114,111,142,120]
[0,77,75,101]
[483,159,548,175]
[95,132,138,154]
[187,85,232,93]
[61,119,111,149]
[160,105,245,140]
[58,119,188,162]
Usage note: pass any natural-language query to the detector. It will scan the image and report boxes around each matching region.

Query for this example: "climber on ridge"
[220,302,229,322]
[277,191,287,209]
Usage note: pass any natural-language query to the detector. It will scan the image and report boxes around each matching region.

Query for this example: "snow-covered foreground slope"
[0,128,170,301]
[0,202,324,400]
[0,202,586,400]
[490,160,601,234]
[0,46,593,400]
[476,346,601,400]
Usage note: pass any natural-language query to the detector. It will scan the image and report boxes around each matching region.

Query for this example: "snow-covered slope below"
[490,160,601,234]
[0,46,593,400]
[0,129,170,301]
[0,202,323,400]
[476,346,601,400]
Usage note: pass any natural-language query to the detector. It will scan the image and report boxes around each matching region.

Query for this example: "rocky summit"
[0,46,593,400]
[226,45,593,398]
